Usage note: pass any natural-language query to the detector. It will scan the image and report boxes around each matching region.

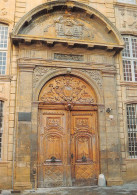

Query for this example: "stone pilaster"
[102,71,123,186]
[14,64,35,190]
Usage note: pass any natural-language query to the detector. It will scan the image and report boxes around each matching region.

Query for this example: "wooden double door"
[38,107,99,187]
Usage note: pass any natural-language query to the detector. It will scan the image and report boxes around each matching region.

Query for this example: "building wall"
[0,0,137,189]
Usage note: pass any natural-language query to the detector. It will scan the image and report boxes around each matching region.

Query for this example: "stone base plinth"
[14,182,32,190]
[107,178,123,186]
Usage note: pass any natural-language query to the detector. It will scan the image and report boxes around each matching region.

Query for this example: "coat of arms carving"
[54,15,94,40]
[43,14,94,41]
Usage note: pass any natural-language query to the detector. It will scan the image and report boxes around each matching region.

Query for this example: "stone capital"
[18,64,35,72]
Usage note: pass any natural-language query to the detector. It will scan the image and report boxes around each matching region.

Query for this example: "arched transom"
[39,75,97,104]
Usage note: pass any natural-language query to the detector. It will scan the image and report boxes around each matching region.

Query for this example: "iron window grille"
[0,101,3,159]
[122,36,137,82]
[0,24,8,75]
[127,104,137,158]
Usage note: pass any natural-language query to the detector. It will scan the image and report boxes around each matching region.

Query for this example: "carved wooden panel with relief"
[38,110,69,187]
[71,111,99,186]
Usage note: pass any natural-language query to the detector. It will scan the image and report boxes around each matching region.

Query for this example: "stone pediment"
[17,12,118,46]
[20,14,95,42]
[12,1,124,51]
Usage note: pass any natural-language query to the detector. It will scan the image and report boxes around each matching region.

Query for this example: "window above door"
[117,0,136,4]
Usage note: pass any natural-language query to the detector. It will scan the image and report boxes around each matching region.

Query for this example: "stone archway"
[37,75,99,187]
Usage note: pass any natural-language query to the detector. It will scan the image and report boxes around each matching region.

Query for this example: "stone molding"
[0,97,8,101]
[33,66,103,89]
[32,67,103,104]
[0,75,12,82]
[120,81,137,87]
[0,17,13,24]
[18,49,115,66]
[124,100,137,104]
[18,64,35,72]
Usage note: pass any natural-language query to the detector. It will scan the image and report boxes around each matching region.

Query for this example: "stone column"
[14,64,35,190]
[102,71,123,186]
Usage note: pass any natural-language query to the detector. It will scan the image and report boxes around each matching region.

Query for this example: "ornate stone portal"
[38,75,99,187]
[12,1,124,189]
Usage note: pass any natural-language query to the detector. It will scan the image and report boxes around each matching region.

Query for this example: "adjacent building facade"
[0,0,137,190]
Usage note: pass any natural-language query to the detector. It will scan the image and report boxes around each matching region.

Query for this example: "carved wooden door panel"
[38,109,70,187]
[71,111,99,186]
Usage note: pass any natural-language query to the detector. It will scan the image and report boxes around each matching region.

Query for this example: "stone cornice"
[120,31,137,36]
[0,17,13,25]
[0,75,12,82]
[12,35,124,52]
[124,100,137,104]
[114,2,137,9]
[18,64,35,72]
[18,58,116,73]
[120,81,137,87]
[101,70,117,75]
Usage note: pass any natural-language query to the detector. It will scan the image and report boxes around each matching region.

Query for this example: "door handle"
[71,153,73,159]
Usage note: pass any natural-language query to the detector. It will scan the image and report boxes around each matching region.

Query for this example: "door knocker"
[82,155,87,162]
[51,156,56,162]
[71,153,73,159]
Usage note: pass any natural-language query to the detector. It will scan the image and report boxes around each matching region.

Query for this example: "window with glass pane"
[118,0,136,4]
[0,101,3,159]
[0,24,8,75]
[127,104,137,158]
[122,36,137,82]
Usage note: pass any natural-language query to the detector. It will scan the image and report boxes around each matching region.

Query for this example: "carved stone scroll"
[39,75,96,104]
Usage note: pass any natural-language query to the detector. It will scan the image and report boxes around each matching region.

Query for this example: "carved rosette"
[39,75,96,104]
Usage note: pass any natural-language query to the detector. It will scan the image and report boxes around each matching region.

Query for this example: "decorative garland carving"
[33,67,103,90]
[33,67,57,88]
[81,69,102,89]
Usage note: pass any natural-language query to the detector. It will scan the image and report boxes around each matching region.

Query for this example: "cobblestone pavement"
[1,183,137,195]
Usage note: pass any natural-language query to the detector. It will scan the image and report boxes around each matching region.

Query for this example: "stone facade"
[0,0,137,190]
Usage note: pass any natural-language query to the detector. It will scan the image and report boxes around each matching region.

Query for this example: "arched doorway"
[37,75,99,187]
